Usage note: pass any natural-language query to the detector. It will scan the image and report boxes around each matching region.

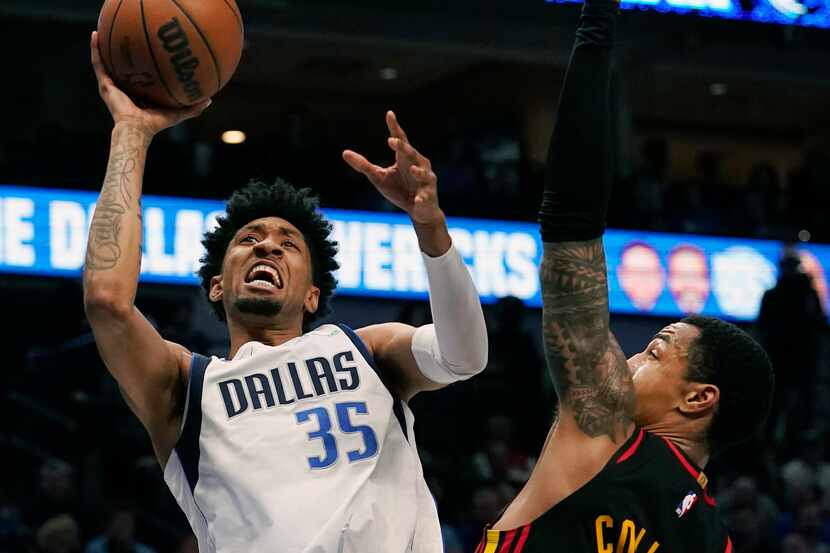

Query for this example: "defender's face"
[211,216,319,325]
[627,322,701,427]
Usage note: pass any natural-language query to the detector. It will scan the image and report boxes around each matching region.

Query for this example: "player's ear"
[679,382,719,418]
[304,285,320,315]
[209,275,224,303]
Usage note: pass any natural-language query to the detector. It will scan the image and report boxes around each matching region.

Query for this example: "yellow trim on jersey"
[483,530,502,553]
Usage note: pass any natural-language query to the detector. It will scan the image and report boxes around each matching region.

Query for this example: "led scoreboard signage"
[2,185,830,322]
[546,0,830,28]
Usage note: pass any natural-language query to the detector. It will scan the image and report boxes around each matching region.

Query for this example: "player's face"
[212,216,319,327]
[627,322,701,427]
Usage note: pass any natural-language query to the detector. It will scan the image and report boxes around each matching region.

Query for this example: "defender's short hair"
[681,315,775,457]
[198,178,339,328]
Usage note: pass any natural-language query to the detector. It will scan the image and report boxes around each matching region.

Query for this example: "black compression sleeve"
[538,0,618,243]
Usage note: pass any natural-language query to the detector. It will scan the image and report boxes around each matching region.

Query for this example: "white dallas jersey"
[163,324,442,553]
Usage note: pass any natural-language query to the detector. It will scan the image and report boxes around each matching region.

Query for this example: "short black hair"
[681,315,775,457]
[198,178,339,329]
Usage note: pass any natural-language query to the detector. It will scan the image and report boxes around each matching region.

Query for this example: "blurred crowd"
[613,139,830,244]
[3,122,829,244]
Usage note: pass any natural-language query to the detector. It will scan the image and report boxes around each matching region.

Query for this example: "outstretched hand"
[343,111,442,226]
[91,30,210,137]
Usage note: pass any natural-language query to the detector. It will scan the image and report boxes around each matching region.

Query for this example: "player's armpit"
[85,300,191,459]
[540,239,635,445]
[356,323,445,401]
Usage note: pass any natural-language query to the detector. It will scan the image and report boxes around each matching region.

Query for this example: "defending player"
[84,32,487,552]
[476,3,774,552]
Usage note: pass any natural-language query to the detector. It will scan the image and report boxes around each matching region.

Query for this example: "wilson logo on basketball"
[157,17,204,102]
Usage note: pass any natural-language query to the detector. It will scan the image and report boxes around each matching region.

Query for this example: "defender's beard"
[235,297,282,317]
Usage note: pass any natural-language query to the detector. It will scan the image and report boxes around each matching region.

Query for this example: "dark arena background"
[2,0,830,552]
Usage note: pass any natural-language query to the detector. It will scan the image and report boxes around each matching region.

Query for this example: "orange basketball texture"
[97,0,244,108]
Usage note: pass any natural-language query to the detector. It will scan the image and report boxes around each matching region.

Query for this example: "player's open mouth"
[245,264,284,290]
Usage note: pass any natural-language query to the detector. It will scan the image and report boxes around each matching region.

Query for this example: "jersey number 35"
[295,401,379,469]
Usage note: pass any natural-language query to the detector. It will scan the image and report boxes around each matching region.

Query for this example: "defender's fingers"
[388,137,428,168]
[414,192,433,206]
[409,165,436,184]
[343,150,385,183]
[386,111,409,142]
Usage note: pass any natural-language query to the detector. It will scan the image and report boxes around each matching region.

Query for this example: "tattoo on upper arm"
[85,125,150,271]
[541,238,634,442]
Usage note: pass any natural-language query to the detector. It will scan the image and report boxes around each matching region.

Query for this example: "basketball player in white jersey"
[84,32,488,552]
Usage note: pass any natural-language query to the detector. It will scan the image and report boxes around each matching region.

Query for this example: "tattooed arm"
[83,122,189,458]
[83,31,208,465]
[540,240,633,443]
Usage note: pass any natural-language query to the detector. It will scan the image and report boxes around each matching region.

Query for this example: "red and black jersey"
[475,429,732,553]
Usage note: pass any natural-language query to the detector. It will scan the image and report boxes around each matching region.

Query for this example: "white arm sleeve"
[411,244,488,384]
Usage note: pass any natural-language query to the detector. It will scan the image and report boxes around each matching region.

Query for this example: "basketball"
[97,0,244,108]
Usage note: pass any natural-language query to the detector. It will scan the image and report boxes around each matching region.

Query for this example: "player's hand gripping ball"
[97,0,244,108]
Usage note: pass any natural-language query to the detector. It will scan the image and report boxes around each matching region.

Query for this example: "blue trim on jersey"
[336,324,410,442]
[392,399,409,441]
[336,324,380,374]
[176,353,210,493]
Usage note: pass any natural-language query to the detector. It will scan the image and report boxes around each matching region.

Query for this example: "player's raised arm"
[83,31,209,462]
[342,112,488,400]
[538,1,635,445]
